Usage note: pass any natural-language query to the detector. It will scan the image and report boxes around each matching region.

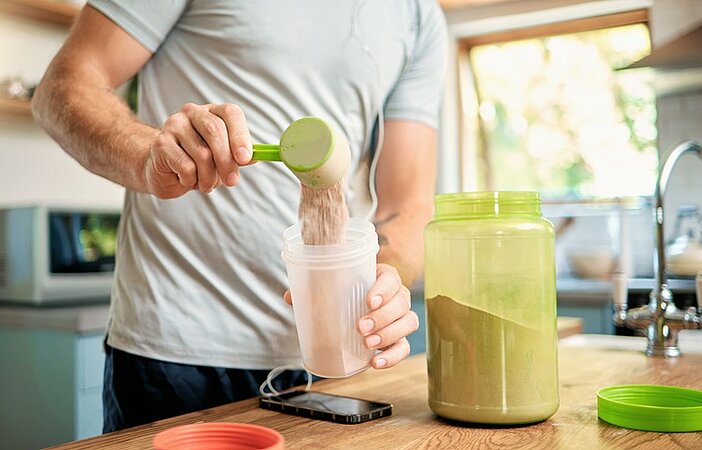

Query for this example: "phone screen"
[259,390,392,424]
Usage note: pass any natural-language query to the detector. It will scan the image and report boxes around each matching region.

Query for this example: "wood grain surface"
[48,345,702,450]
[0,0,80,25]
[556,317,583,339]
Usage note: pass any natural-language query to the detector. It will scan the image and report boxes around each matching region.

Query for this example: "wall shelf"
[0,0,81,26]
[439,0,510,11]
[0,97,33,116]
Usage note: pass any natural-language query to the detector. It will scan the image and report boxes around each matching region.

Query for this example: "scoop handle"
[252,143,282,161]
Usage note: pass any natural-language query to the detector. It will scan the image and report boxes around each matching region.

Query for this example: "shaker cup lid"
[153,422,285,450]
[597,384,702,432]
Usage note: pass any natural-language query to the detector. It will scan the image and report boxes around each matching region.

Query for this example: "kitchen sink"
[559,331,702,354]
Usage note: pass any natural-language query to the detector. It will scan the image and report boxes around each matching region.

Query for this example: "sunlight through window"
[468,23,657,199]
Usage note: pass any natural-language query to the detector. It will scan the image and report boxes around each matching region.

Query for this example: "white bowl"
[667,243,702,277]
[567,249,615,279]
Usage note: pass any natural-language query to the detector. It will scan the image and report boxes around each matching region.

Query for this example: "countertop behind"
[0,303,109,333]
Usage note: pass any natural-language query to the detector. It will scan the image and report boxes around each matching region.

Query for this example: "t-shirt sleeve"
[88,0,189,53]
[383,1,448,129]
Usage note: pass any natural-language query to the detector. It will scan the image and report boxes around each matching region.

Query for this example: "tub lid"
[597,384,702,432]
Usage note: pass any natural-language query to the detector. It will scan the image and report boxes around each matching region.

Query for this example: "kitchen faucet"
[613,140,702,357]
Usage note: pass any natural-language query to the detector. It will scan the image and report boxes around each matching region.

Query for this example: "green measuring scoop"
[252,117,350,189]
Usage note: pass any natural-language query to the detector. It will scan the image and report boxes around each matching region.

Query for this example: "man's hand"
[32,6,258,198]
[146,103,254,199]
[283,263,419,370]
[359,263,418,368]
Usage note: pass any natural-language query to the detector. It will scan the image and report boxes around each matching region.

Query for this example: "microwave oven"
[0,205,120,305]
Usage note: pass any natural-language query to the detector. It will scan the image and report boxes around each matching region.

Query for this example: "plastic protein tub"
[597,384,702,432]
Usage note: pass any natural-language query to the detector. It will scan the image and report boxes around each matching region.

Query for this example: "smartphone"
[259,390,393,424]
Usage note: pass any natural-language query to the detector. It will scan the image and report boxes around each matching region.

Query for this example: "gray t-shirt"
[90,0,447,369]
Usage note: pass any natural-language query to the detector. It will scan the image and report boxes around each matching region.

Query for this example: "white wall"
[649,0,702,241]
[649,0,702,45]
[0,12,124,208]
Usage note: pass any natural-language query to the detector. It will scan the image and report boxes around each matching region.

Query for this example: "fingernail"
[359,318,374,334]
[375,358,387,368]
[366,334,381,348]
[225,173,238,186]
[235,146,251,164]
[370,295,382,309]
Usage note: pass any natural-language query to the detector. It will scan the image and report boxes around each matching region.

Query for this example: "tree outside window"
[467,23,657,199]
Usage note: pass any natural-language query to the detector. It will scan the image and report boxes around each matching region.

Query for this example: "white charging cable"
[352,0,385,222]
[258,364,313,397]
[365,106,385,222]
[259,2,386,395]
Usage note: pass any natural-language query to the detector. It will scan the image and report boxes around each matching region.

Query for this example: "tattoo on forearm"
[374,213,398,247]
[374,213,399,228]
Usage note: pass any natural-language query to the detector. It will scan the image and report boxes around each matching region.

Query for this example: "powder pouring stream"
[259,117,378,377]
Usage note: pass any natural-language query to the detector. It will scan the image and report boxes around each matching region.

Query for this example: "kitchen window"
[459,11,657,200]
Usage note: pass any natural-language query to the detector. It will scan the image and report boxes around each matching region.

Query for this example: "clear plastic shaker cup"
[282,218,379,378]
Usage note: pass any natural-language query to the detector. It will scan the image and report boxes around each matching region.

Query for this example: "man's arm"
[33,6,156,193]
[345,119,434,369]
[374,120,437,287]
[33,6,253,199]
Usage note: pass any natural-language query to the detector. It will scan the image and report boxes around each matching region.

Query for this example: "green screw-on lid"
[597,384,702,432]
[434,191,542,219]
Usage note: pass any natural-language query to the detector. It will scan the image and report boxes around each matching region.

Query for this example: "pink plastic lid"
[153,422,285,450]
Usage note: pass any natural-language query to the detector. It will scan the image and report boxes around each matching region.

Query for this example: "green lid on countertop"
[597,384,702,433]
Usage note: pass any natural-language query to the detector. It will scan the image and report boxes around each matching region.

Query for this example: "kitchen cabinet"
[47,344,702,450]
[0,304,109,450]
[557,302,612,334]
[556,276,697,334]
[556,279,618,334]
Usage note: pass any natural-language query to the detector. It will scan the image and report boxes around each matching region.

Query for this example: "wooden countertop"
[49,344,702,450]
[0,302,579,337]
[556,316,583,339]
[0,303,109,333]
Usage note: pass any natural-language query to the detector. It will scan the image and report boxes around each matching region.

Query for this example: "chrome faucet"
[613,140,702,357]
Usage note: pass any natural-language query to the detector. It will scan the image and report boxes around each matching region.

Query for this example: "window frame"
[438,0,656,195]
[455,9,651,196]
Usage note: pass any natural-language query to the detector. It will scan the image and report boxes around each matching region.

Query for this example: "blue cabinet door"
[0,328,105,449]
